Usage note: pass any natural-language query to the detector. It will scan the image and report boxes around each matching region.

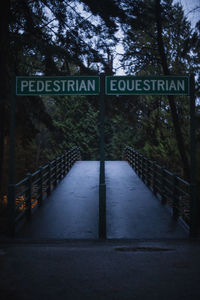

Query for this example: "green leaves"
[43,95,99,160]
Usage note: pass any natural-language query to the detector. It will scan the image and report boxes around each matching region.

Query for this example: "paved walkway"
[106,161,186,239]
[16,161,186,239]
[17,161,99,239]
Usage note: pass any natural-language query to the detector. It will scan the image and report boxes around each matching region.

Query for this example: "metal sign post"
[189,74,197,237]
[99,74,106,239]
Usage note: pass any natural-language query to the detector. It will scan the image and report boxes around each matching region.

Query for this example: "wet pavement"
[0,239,200,299]
[16,161,99,239]
[15,161,187,240]
[106,161,186,239]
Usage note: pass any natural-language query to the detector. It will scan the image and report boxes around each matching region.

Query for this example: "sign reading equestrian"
[16,76,100,95]
[106,76,189,95]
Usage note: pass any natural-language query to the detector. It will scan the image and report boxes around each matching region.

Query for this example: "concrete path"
[16,161,187,240]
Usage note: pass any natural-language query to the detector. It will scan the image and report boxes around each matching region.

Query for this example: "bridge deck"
[16,161,186,239]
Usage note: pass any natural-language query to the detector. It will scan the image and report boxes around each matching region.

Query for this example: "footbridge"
[5,146,196,240]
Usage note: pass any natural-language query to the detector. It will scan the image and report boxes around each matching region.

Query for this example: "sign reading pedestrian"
[106,76,189,95]
[16,76,100,95]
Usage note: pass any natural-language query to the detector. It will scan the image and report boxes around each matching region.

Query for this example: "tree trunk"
[0,0,10,195]
[155,0,190,180]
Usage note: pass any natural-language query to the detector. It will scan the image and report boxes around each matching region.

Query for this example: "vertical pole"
[47,163,51,195]
[99,74,106,239]
[38,166,43,206]
[26,173,32,218]
[161,167,167,205]
[8,77,16,236]
[172,174,179,220]
[189,74,197,237]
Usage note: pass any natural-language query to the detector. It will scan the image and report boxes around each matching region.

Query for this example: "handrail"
[10,146,81,225]
[123,146,190,228]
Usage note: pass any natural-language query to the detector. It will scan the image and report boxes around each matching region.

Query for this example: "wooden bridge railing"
[9,146,81,228]
[123,146,190,229]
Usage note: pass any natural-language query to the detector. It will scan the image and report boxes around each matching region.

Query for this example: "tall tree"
[120,0,199,180]
[155,0,189,179]
[0,0,10,195]
[0,0,123,193]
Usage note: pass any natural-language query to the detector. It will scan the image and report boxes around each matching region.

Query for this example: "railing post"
[126,148,133,167]
[128,149,131,165]
[47,163,51,195]
[69,151,72,169]
[141,154,144,180]
[62,154,65,177]
[70,150,73,167]
[67,151,70,172]
[64,152,67,174]
[137,152,140,174]
[134,150,137,169]
[66,151,69,170]
[61,154,65,179]
[146,159,149,186]
[26,173,32,217]
[138,153,140,176]
[172,174,179,220]
[71,150,73,165]
[139,152,141,173]
[153,161,157,195]
[71,150,73,167]
[128,149,131,166]
[58,156,62,181]
[161,167,167,204]
[8,184,16,236]
[77,147,81,160]
[143,157,147,184]
[54,158,57,187]
[131,150,133,166]
[72,150,75,164]
[38,166,43,206]
[127,148,130,163]
[134,152,137,173]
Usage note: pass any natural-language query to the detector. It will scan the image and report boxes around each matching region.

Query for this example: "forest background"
[0,0,199,201]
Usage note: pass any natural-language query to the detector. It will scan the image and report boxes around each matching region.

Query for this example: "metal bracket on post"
[99,74,106,239]
[189,74,197,237]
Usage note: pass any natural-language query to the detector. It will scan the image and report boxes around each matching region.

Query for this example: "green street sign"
[16,76,100,95]
[105,76,189,95]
